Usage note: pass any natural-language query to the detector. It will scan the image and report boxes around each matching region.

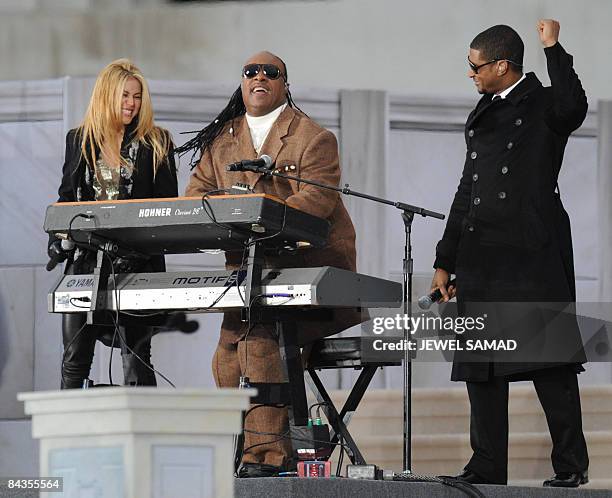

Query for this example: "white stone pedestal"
[18,387,254,498]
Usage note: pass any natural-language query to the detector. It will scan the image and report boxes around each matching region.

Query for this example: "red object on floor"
[297,460,332,478]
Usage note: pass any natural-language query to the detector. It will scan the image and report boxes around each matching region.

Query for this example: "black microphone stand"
[235,164,445,473]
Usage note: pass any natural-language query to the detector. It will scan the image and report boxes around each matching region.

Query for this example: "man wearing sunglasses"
[430,20,589,487]
[180,51,360,478]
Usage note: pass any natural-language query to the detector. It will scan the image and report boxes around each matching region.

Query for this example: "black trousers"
[465,365,589,484]
[60,251,160,389]
[61,313,156,389]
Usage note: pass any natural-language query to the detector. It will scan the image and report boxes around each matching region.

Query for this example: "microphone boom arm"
[258,169,445,220]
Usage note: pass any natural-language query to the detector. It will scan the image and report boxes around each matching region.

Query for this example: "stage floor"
[236,477,612,498]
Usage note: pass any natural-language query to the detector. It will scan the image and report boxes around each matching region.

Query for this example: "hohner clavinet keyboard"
[43,194,330,253]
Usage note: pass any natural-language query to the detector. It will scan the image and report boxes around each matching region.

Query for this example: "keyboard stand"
[236,308,336,469]
[87,248,113,325]
[241,238,264,322]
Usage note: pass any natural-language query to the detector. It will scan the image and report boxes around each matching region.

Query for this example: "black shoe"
[453,469,496,485]
[543,471,588,487]
[238,463,281,478]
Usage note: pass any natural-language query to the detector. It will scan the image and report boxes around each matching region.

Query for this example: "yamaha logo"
[66,278,94,288]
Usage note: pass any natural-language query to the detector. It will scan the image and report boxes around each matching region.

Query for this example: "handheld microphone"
[46,239,76,271]
[226,154,273,173]
[418,278,457,310]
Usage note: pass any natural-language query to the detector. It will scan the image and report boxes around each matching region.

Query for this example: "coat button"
[506,142,514,150]
[498,191,507,199]
[515,118,523,126]
[468,129,475,137]
[473,197,481,205]
[470,151,478,159]
[472,173,479,182]
[501,166,508,174]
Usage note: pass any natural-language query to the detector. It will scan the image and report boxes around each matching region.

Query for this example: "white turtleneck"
[245,103,287,154]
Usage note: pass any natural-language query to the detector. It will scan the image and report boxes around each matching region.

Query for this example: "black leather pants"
[61,312,156,389]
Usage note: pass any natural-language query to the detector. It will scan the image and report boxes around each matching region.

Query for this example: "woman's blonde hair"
[79,58,169,173]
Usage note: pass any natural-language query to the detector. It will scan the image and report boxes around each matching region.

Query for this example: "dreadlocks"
[174,55,306,169]
[174,86,245,170]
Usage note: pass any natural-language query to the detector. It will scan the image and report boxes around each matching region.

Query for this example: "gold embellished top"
[90,140,140,201]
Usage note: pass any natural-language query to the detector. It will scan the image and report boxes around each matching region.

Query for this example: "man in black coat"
[431,20,589,487]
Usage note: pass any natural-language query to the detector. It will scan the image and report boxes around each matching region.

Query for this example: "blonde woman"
[48,59,178,388]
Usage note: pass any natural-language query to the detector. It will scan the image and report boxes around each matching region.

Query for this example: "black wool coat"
[53,126,178,273]
[434,43,588,381]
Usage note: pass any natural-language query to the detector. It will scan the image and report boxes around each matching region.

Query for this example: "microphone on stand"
[226,155,273,173]
[418,279,456,310]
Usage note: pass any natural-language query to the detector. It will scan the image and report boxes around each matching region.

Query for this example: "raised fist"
[537,19,560,48]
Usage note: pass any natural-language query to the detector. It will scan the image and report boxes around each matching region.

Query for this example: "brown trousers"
[213,308,365,467]
[213,313,292,467]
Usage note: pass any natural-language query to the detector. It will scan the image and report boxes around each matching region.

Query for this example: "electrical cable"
[242,295,264,380]
[232,402,286,475]
[242,428,352,454]
[244,201,288,246]
[336,432,345,477]
[234,244,250,306]
[107,310,176,387]
[241,430,291,456]
[392,472,487,498]
[106,251,120,387]
[119,310,167,318]
[68,298,91,309]
[200,189,237,234]
[243,403,286,419]
[308,402,327,421]
[66,212,94,246]
[103,249,176,388]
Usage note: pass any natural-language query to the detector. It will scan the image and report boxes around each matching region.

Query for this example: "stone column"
[340,90,388,278]
[598,100,612,302]
[339,90,389,389]
[19,387,253,498]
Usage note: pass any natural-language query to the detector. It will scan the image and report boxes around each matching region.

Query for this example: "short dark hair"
[470,25,524,70]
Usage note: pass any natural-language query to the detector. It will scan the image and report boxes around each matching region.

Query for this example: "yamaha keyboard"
[49,267,402,313]
[43,194,330,253]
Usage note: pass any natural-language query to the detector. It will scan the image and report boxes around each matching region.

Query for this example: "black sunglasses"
[242,64,284,80]
[467,57,523,74]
